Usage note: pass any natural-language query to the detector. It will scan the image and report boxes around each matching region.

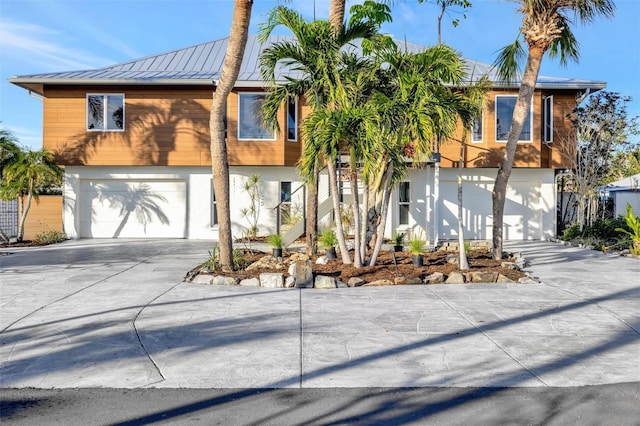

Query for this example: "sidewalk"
[1,239,639,389]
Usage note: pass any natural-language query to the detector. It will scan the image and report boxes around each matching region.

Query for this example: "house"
[8,36,605,243]
[602,173,640,217]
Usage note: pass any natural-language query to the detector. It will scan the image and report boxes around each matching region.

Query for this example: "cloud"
[0,18,115,71]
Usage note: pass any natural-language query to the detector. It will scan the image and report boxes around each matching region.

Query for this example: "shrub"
[266,233,284,249]
[616,203,640,255]
[318,229,338,248]
[408,238,424,255]
[34,230,66,245]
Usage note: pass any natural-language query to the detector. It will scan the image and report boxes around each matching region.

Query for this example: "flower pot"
[272,248,283,258]
[412,255,423,267]
[393,245,403,252]
[325,247,337,259]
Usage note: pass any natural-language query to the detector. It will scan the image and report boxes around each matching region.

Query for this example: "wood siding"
[20,195,63,240]
[44,85,300,167]
[43,85,577,169]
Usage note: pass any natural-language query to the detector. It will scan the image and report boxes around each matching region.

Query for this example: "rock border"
[185,252,539,289]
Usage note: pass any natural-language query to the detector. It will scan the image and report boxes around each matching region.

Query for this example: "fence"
[0,199,19,240]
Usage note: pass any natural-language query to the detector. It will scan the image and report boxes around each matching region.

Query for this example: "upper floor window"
[399,181,410,226]
[472,113,483,143]
[87,94,124,131]
[495,95,532,142]
[238,93,275,140]
[287,97,298,142]
[543,96,553,143]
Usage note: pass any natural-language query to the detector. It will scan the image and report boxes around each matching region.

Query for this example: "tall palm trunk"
[457,137,469,270]
[492,46,543,260]
[210,0,253,271]
[17,182,34,242]
[350,149,362,267]
[306,161,318,256]
[327,156,352,264]
[329,0,345,30]
[367,163,393,266]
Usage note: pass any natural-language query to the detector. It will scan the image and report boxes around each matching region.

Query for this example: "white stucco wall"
[63,165,555,242]
[614,191,640,218]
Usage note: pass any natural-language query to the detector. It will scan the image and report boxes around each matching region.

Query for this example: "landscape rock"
[315,256,330,265]
[314,275,336,289]
[260,273,284,288]
[289,253,310,262]
[424,272,445,284]
[336,281,348,288]
[501,262,517,270]
[239,277,260,287]
[212,276,239,286]
[394,277,423,285]
[190,274,214,285]
[285,276,296,288]
[289,260,313,288]
[446,255,458,265]
[445,271,466,284]
[496,274,514,283]
[468,271,498,283]
[347,277,367,287]
[363,279,394,287]
[518,274,538,284]
[246,255,284,271]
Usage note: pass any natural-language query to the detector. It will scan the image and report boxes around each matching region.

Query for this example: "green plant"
[318,229,338,249]
[240,174,262,240]
[408,237,424,255]
[266,233,284,249]
[463,240,471,254]
[391,232,405,246]
[34,230,66,244]
[561,223,582,241]
[616,203,640,255]
[204,243,221,271]
[232,249,249,270]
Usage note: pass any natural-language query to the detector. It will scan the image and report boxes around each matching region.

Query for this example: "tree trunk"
[368,163,393,266]
[492,46,544,260]
[327,157,352,264]
[210,0,253,271]
[17,183,34,242]
[458,139,470,270]
[328,0,345,32]
[306,162,318,256]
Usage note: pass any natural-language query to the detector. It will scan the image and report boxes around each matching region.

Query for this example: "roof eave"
[8,77,276,91]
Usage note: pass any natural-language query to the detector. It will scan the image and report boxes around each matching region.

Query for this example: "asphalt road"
[2,384,640,425]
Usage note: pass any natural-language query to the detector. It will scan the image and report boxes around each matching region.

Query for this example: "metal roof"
[9,35,606,95]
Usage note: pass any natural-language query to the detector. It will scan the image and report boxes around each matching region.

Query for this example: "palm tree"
[259,6,379,264]
[210,0,254,272]
[491,0,615,260]
[366,44,473,266]
[0,148,62,241]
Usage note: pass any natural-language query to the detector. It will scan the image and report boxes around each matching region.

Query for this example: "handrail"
[274,184,306,236]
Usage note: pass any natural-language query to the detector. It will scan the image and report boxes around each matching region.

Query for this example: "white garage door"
[439,180,542,241]
[79,179,186,238]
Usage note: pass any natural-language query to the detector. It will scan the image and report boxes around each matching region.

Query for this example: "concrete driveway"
[1,239,639,389]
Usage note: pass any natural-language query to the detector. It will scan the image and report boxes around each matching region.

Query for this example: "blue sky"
[1,0,639,149]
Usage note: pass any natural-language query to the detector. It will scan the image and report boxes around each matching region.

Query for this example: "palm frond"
[493,38,526,83]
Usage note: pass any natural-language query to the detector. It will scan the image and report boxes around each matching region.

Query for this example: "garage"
[439,179,542,240]
[78,179,187,238]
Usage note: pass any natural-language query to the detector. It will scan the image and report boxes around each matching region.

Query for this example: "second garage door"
[79,179,187,238]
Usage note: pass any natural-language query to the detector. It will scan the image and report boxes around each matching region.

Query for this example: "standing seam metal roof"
[8,35,606,92]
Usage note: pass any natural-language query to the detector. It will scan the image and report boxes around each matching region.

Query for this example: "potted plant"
[391,232,405,252]
[318,229,338,259]
[409,237,425,267]
[266,233,284,258]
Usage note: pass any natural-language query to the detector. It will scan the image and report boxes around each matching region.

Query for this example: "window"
[238,93,275,140]
[287,97,297,142]
[472,113,483,143]
[211,180,218,227]
[280,181,292,226]
[399,182,410,226]
[495,95,532,142]
[87,94,124,131]
[543,95,553,143]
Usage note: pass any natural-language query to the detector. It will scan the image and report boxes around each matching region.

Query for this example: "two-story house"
[9,36,605,243]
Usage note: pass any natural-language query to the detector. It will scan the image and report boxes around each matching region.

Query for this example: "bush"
[34,230,66,245]
[562,217,632,251]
